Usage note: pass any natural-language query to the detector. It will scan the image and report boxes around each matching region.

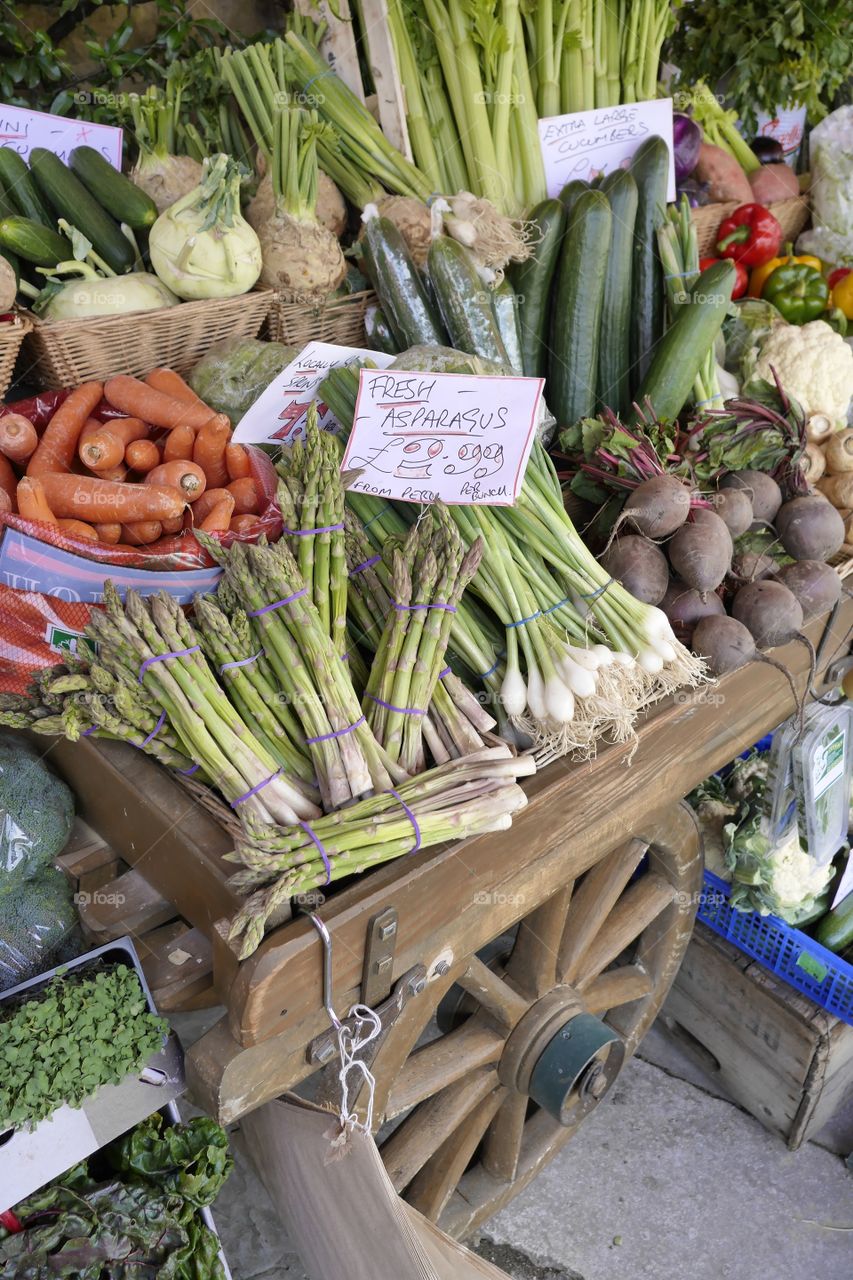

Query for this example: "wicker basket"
[0,312,33,397]
[691,193,810,257]
[22,289,271,390]
[265,288,375,348]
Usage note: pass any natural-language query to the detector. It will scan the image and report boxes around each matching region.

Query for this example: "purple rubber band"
[393,602,457,613]
[305,715,365,745]
[140,708,167,747]
[248,588,307,618]
[138,645,200,683]
[439,666,451,680]
[283,522,344,537]
[387,787,422,855]
[366,693,426,717]
[348,554,381,577]
[81,726,98,737]
[219,648,265,675]
[178,762,201,776]
[232,767,282,807]
[300,820,332,886]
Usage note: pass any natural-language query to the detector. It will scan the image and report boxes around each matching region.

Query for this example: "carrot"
[192,415,231,488]
[226,476,260,515]
[0,414,38,464]
[225,442,251,481]
[94,522,122,544]
[0,453,17,507]
[189,487,231,522]
[163,422,195,463]
[229,513,261,535]
[144,460,207,502]
[97,463,129,483]
[78,416,148,471]
[58,518,98,543]
[199,493,236,532]
[125,439,162,473]
[160,515,184,534]
[39,474,185,522]
[105,375,219,431]
[145,367,211,411]
[27,382,104,477]
[122,521,163,545]
[17,476,57,523]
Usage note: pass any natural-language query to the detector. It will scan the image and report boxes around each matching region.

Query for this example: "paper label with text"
[341,369,544,506]
[538,99,675,200]
[232,341,395,445]
[0,103,122,166]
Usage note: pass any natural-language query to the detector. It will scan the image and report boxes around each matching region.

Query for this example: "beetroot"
[692,615,757,674]
[775,560,842,620]
[668,510,732,593]
[621,475,691,538]
[775,495,845,562]
[721,470,782,526]
[661,579,725,644]
[732,580,803,649]
[601,535,670,605]
[712,487,753,537]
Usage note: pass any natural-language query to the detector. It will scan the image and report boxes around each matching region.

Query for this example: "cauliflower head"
[751,320,853,425]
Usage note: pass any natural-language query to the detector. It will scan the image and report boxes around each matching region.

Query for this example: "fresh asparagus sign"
[342,368,545,506]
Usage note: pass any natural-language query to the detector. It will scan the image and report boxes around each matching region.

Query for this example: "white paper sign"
[831,857,853,912]
[232,340,395,445]
[341,368,544,506]
[0,103,122,167]
[538,98,675,201]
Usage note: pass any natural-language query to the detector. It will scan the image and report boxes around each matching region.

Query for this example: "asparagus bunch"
[226,744,535,957]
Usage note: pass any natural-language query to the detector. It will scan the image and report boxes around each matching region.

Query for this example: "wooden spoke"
[559,838,647,983]
[480,1090,528,1183]
[507,883,574,998]
[456,955,529,1031]
[581,964,653,1013]
[575,873,677,987]
[369,967,461,1121]
[381,1069,499,1193]
[385,1019,504,1120]
[406,1086,506,1222]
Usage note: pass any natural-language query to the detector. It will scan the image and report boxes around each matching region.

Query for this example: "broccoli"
[0,732,74,896]
[0,868,79,991]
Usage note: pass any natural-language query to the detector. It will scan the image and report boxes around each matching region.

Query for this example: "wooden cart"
[46,601,852,1237]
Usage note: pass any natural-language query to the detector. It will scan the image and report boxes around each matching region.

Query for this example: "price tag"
[538,98,675,200]
[341,368,544,506]
[0,103,122,167]
[232,341,395,445]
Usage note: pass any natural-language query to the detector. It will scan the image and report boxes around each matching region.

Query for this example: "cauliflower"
[796,107,853,265]
[750,320,853,426]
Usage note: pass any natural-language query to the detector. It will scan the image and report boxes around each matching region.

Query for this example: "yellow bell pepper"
[748,245,824,298]
[831,271,853,321]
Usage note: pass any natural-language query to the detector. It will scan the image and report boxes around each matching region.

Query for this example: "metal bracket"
[825,655,853,686]
[361,907,399,1007]
[306,964,427,1066]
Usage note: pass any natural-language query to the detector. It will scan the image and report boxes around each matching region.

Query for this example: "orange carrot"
[0,453,17,507]
[125,439,162,473]
[189,487,231,522]
[226,476,260,515]
[192,415,231,488]
[17,476,57,523]
[27,382,104,476]
[94,522,122,544]
[229,513,261,535]
[58,518,98,542]
[39,474,185,523]
[225,442,250,481]
[0,413,38,463]
[105,375,220,431]
[96,463,129,483]
[122,521,163,545]
[160,515,184,534]
[163,422,195,463]
[78,416,148,471]
[144,460,207,502]
[199,493,236,532]
[145,367,211,411]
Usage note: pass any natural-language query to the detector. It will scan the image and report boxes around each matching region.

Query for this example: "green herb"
[0,964,168,1131]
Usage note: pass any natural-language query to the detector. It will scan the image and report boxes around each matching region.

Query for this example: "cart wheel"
[367,804,700,1238]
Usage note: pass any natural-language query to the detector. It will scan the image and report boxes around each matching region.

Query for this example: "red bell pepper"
[827,266,851,289]
[699,255,748,299]
[715,203,783,268]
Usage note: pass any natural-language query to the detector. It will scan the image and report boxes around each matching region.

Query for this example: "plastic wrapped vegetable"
[721,298,787,380]
[797,107,853,265]
[0,733,74,895]
[0,867,78,991]
[188,337,299,423]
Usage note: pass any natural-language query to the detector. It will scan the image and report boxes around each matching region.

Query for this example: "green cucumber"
[814,891,853,953]
[428,236,509,365]
[0,148,55,228]
[69,146,158,230]
[360,214,447,348]
[490,278,523,372]
[597,169,638,415]
[629,136,670,391]
[548,189,612,426]
[29,148,135,274]
[364,301,400,355]
[558,179,589,220]
[512,198,564,378]
[629,260,735,424]
[0,216,71,267]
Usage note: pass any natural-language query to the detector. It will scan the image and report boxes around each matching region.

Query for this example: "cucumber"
[69,146,158,230]
[29,148,135,275]
[490,278,523,372]
[548,189,612,426]
[0,216,71,267]
[597,169,638,415]
[428,236,509,365]
[558,179,589,221]
[364,301,400,356]
[629,136,670,391]
[512,198,564,378]
[629,260,735,424]
[0,148,54,227]
[814,890,853,953]
[360,214,447,348]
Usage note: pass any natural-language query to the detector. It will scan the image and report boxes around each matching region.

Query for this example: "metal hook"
[307,913,342,1031]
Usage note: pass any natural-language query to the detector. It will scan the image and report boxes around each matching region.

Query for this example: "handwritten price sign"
[341,369,545,506]
[0,103,122,167]
[538,98,675,200]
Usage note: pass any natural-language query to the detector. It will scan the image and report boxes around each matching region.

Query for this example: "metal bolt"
[409,976,427,995]
[589,1073,608,1099]
[378,921,397,941]
[433,960,451,977]
[375,955,393,975]
[314,1040,336,1064]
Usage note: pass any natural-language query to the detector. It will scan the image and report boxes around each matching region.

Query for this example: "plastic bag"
[0,867,79,991]
[796,106,853,264]
[0,733,74,893]
[188,336,300,424]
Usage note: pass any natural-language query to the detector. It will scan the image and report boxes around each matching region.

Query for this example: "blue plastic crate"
[698,870,853,1025]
